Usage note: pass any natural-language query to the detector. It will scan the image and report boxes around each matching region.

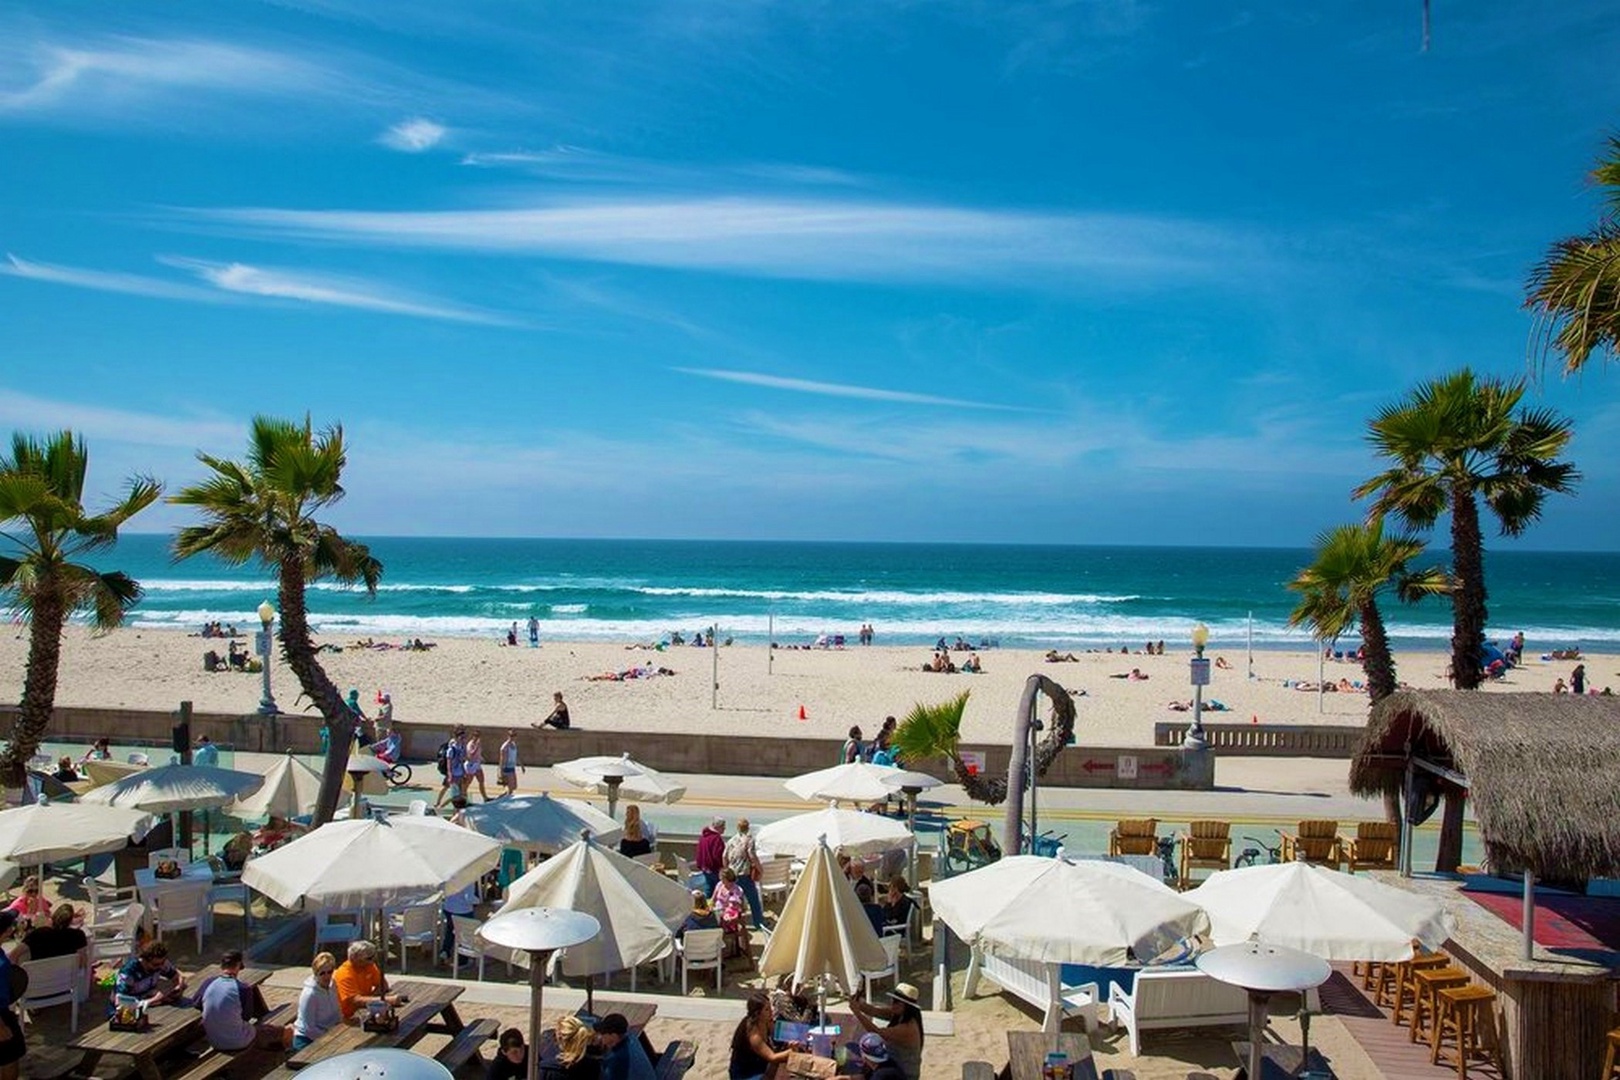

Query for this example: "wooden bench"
[1105,968,1320,1056]
[962,1062,997,1080]
[964,948,1100,1034]
[653,1038,697,1080]
[171,1005,293,1080]
[434,1017,499,1074]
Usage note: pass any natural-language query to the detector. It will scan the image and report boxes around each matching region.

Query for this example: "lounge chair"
[1340,820,1398,873]
[1109,819,1158,858]
[1176,821,1230,891]
[1280,819,1342,869]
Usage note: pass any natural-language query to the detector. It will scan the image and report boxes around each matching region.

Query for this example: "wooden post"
[1435,786,1466,872]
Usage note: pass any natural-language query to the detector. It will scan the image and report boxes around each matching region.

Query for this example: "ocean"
[96,535,1620,653]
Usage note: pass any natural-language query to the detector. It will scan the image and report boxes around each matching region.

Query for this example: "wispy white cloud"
[380,117,448,152]
[461,145,868,190]
[2,254,221,302]
[195,196,1262,287]
[677,367,1035,412]
[0,388,243,450]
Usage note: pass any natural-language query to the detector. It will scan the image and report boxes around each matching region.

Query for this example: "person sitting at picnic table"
[200,949,292,1051]
[293,952,342,1050]
[838,853,873,896]
[333,939,401,1022]
[879,876,915,931]
[676,891,719,939]
[0,912,25,1080]
[729,992,795,1080]
[487,1027,529,1080]
[836,1032,906,1080]
[13,903,88,962]
[80,737,111,764]
[6,876,51,925]
[221,830,254,872]
[537,1014,600,1079]
[847,982,925,1080]
[855,879,887,937]
[593,1012,650,1080]
[52,755,80,782]
[115,940,186,1009]
[254,815,298,852]
[712,868,750,960]
[617,804,656,858]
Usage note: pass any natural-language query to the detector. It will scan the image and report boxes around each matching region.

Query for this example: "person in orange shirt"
[332,940,402,1022]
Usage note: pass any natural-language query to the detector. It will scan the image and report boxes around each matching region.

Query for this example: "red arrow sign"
[1139,761,1173,776]
[1080,759,1115,773]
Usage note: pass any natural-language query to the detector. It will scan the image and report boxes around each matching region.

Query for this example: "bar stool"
[1407,966,1471,1044]
[1603,1026,1620,1079]
[1388,952,1450,1025]
[1431,984,1502,1078]
[1353,958,1381,991]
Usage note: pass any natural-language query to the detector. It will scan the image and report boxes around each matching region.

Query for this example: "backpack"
[436,740,451,777]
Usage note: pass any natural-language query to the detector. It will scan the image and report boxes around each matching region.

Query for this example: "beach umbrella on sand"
[0,801,155,866]
[495,834,691,1006]
[229,752,326,820]
[551,754,686,817]
[932,855,1210,967]
[459,793,622,855]
[785,762,918,804]
[759,838,887,1002]
[80,762,264,814]
[242,815,501,911]
[755,806,914,861]
[1187,861,1452,961]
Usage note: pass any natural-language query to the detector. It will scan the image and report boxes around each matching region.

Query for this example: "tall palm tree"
[1287,520,1448,701]
[1353,370,1577,689]
[170,416,381,825]
[0,432,160,787]
[1526,136,1620,376]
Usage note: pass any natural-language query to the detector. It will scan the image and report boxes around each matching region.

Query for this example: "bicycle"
[1233,831,1283,868]
[381,760,413,789]
[1155,835,1179,882]
[943,819,1002,872]
[1027,828,1066,858]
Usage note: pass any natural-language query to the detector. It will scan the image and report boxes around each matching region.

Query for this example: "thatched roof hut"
[1350,689,1620,880]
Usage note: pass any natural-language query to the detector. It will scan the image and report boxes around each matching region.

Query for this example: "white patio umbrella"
[1187,861,1453,961]
[242,815,502,911]
[0,801,155,865]
[82,759,145,788]
[551,753,686,810]
[459,793,622,855]
[80,763,264,814]
[785,762,918,804]
[755,806,915,860]
[230,752,325,820]
[758,838,887,999]
[497,834,692,988]
[930,855,1211,966]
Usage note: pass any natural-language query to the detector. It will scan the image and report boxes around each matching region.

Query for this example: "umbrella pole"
[526,947,552,1080]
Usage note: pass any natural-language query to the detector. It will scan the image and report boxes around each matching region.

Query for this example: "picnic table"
[285,978,465,1069]
[68,966,273,1080]
[579,999,658,1033]
[1006,1030,1099,1080]
[1230,1041,1337,1078]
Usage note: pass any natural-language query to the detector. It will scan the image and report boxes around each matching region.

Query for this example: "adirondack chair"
[1109,818,1158,858]
[1176,821,1230,890]
[1341,820,1398,873]
[1280,819,1342,869]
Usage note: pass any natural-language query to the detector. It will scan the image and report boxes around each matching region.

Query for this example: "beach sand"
[4,627,1609,747]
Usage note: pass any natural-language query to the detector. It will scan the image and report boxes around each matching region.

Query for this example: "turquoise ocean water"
[103,535,1620,652]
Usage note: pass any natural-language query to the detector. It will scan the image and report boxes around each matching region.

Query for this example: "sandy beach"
[3,627,1610,747]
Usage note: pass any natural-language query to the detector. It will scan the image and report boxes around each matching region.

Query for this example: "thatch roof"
[1350,690,1620,880]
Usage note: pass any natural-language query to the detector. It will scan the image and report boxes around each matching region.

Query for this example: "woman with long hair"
[849,982,925,1079]
[618,804,655,858]
[537,1013,599,1078]
[728,992,792,1080]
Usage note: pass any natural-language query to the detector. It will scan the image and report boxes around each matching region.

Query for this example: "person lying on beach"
[1045,650,1079,662]
[1214,656,1233,670]
[1109,668,1149,680]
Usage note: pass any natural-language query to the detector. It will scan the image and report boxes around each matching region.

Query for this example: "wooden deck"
[1321,964,1504,1080]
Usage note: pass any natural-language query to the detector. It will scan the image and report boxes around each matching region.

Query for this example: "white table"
[133,862,216,937]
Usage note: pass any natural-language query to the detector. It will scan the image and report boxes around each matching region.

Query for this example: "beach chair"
[860,934,902,1003]
[1340,820,1398,873]
[18,951,88,1033]
[677,928,724,995]
[757,858,794,910]
[1176,821,1230,890]
[1109,819,1159,858]
[1280,820,1342,868]
[89,902,144,967]
[388,904,439,973]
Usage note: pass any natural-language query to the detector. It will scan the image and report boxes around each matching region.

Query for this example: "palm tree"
[0,432,160,787]
[1287,520,1448,701]
[170,416,381,825]
[1526,136,1620,376]
[1353,370,1577,689]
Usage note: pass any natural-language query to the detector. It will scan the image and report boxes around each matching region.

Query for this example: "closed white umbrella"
[460,793,622,854]
[80,763,264,814]
[930,855,1210,966]
[785,762,914,804]
[1187,861,1453,961]
[0,802,155,865]
[758,839,887,997]
[242,815,502,911]
[496,835,691,981]
[230,753,325,820]
[755,806,914,860]
[551,754,686,806]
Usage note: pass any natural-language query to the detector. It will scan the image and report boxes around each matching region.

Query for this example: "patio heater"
[480,906,602,1080]
[256,600,278,715]
[1197,940,1331,1080]
[1183,622,1211,750]
[582,759,640,820]
[299,1048,453,1080]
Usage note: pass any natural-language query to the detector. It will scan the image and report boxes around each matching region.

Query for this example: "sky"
[3,1,1620,549]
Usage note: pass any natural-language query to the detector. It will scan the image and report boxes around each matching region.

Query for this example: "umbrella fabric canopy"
[498,835,691,978]
[83,759,147,788]
[755,806,914,860]
[231,753,325,820]
[551,754,686,804]
[460,794,622,854]
[930,855,1211,967]
[1188,861,1453,961]
[242,815,502,911]
[0,802,155,865]
[758,840,887,995]
[80,763,264,814]
[785,762,914,804]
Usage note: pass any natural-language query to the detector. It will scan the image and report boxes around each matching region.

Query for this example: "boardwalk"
[1322,964,1504,1080]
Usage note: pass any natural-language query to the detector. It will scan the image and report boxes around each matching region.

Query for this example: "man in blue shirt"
[198,950,290,1051]
[193,735,220,767]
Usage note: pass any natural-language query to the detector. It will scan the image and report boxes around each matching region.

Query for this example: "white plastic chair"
[757,858,794,909]
[152,886,207,951]
[146,847,192,869]
[83,876,138,932]
[677,928,723,995]
[18,951,87,1032]
[314,909,364,950]
[452,915,520,981]
[389,905,439,974]
[674,855,704,892]
[861,934,902,1003]
[127,753,149,766]
[407,800,429,816]
[89,903,144,967]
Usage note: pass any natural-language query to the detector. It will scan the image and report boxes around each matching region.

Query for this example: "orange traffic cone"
[797,705,808,720]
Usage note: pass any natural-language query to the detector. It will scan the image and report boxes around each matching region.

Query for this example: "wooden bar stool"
[1388,953,1450,1024]
[1603,1027,1620,1079]
[1353,958,1381,991]
[1431,984,1502,1078]
[1407,966,1471,1044]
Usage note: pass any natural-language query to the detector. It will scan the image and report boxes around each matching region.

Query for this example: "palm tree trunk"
[277,561,352,825]
[1449,487,1487,690]
[0,587,65,788]
[1358,601,1398,702]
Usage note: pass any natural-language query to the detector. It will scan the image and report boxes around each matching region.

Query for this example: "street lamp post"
[256,600,278,715]
[1183,622,1211,750]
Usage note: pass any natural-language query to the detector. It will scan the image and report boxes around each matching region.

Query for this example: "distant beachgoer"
[463,731,489,800]
[53,756,79,782]
[505,623,518,647]
[1572,664,1587,695]
[1214,656,1233,670]
[80,737,111,765]
[841,726,864,765]
[193,735,219,768]
[527,616,539,647]
[1554,678,1569,695]
[435,728,468,809]
[377,692,393,728]
[498,730,522,796]
[533,691,570,731]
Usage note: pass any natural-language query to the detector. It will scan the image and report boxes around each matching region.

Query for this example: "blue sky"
[3,1,1619,548]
